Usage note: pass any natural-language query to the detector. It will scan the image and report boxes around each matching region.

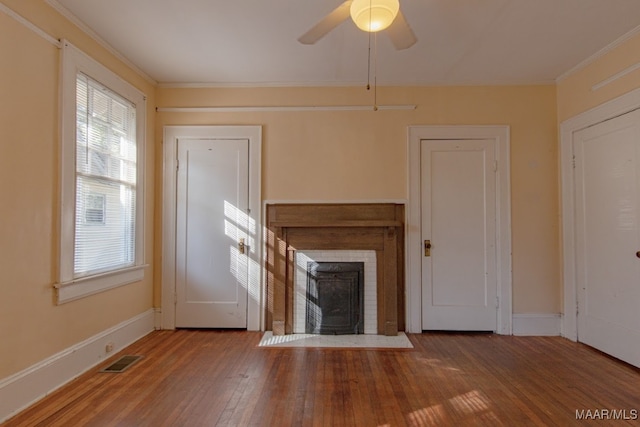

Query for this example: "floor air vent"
[100,355,143,373]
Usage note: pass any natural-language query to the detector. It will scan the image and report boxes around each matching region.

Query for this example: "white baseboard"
[512,313,562,336]
[0,309,155,423]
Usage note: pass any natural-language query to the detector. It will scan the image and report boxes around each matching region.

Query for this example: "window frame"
[56,40,146,304]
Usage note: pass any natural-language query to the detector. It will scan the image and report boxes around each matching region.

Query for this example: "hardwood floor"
[4,331,640,426]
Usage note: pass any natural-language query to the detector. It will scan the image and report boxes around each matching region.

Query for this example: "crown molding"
[45,0,157,86]
[556,24,640,83]
[0,2,61,47]
[157,105,416,113]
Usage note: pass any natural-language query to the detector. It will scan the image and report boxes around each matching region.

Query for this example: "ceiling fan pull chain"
[367,21,372,90]
[373,31,378,111]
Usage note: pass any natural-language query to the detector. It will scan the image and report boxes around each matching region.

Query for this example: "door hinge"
[176,159,180,172]
[493,160,498,172]
[174,292,177,305]
[571,155,576,169]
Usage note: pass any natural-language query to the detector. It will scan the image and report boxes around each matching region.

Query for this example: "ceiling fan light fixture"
[350,0,400,32]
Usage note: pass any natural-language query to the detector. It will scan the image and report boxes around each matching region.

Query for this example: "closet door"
[574,109,640,367]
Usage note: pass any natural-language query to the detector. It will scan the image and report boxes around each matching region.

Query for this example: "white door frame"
[407,126,512,334]
[161,125,262,331]
[560,88,640,341]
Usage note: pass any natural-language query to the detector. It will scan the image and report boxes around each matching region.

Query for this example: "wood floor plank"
[3,331,640,426]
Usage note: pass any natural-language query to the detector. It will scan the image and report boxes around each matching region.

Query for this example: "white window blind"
[74,74,137,277]
[57,40,145,304]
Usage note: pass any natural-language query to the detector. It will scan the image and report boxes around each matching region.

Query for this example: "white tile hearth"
[258,332,413,349]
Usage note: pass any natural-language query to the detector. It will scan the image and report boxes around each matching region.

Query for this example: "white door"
[574,109,640,367]
[175,138,249,328]
[421,139,498,331]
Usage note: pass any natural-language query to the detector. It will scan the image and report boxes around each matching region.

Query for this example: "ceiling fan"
[298,0,417,50]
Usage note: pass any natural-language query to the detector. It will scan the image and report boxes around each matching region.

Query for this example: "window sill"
[55,265,148,304]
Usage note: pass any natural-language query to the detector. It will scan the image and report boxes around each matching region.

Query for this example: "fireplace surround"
[265,203,405,336]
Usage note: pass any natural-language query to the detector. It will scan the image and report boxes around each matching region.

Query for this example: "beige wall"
[557,31,640,121]
[0,1,155,379]
[156,84,561,316]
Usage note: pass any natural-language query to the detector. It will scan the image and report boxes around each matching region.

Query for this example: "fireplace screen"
[306,262,364,335]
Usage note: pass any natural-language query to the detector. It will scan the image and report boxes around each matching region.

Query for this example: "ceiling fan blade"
[298,1,352,45]
[386,10,417,50]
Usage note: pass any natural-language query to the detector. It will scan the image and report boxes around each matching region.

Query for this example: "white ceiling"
[49,0,640,86]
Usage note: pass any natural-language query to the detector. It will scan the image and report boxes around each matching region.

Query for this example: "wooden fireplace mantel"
[265,203,405,336]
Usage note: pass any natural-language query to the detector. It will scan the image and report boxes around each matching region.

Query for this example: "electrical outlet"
[105,342,114,353]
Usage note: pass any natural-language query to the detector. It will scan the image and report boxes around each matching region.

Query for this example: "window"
[56,40,146,304]
[84,193,106,225]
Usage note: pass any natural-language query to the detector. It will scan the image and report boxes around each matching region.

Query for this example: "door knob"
[238,238,246,255]
[424,240,431,257]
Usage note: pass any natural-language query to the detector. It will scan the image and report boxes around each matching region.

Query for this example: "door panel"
[175,138,249,328]
[421,139,497,331]
[574,109,640,367]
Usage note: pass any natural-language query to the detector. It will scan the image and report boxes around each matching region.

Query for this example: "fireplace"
[306,261,364,335]
[295,250,377,334]
[266,203,405,336]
